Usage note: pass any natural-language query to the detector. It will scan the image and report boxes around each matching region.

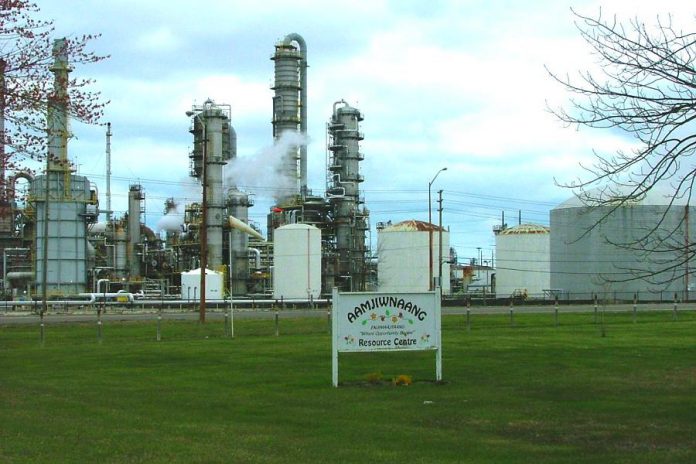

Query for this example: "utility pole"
[428,167,446,291]
[438,189,443,290]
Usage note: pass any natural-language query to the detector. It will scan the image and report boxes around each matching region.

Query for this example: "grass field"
[1,311,695,463]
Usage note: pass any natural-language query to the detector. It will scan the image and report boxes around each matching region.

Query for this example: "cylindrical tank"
[114,225,128,279]
[273,223,321,299]
[377,220,450,294]
[227,188,253,295]
[550,192,696,299]
[495,224,550,297]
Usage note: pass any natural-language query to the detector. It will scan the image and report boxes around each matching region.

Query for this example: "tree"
[0,0,108,192]
[548,9,696,289]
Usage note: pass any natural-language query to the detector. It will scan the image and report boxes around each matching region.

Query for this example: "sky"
[28,0,695,264]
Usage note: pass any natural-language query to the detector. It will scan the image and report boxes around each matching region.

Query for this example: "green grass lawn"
[1,311,695,463]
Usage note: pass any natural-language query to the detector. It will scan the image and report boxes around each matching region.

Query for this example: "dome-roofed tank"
[550,187,696,299]
[377,220,450,294]
[495,224,550,298]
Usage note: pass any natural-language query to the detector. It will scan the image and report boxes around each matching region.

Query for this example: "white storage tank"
[273,223,321,300]
[181,268,224,301]
[551,189,696,299]
[377,220,450,294]
[495,224,550,298]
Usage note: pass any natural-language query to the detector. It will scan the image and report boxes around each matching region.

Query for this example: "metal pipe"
[95,278,109,294]
[248,248,261,269]
[228,215,265,241]
[282,33,307,193]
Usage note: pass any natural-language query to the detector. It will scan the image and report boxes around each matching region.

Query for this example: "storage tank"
[180,268,224,301]
[495,224,550,298]
[273,223,321,299]
[550,191,696,299]
[377,220,451,294]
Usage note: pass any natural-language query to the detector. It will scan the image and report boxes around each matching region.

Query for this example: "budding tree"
[0,0,108,191]
[548,9,696,287]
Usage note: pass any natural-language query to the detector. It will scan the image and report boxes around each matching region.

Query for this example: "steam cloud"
[156,200,184,232]
[224,131,309,200]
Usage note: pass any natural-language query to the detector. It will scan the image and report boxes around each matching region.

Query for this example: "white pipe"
[228,215,265,241]
[78,292,134,303]
[95,278,109,293]
[248,248,261,269]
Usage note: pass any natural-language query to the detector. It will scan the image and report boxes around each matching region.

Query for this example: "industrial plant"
[1,33,695,306]
[0,34,374,304]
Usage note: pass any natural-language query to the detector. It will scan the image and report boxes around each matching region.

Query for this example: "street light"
[428,167,447,290]
[186,108,208,323]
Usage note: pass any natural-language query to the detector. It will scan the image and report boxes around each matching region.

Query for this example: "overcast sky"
[32,0,693,263]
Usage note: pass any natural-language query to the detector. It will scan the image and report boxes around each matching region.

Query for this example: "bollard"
[275,310,280,336]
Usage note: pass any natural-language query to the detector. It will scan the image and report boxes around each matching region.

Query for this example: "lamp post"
[187,109,208,323]
[428,167,447,290]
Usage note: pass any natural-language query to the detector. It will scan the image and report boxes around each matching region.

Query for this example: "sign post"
[332,288,442,387]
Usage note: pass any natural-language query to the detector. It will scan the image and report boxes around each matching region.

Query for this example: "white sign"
[332,289,442,386]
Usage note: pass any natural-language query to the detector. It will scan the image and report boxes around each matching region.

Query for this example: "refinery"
[1,33,696,307]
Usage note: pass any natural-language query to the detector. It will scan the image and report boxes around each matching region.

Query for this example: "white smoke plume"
[224,131,309,200]
[156,200,185,232]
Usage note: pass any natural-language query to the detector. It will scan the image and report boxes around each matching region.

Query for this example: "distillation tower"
[327,101,369,291]
[187,99,236,271]
[30,38,98,296]
[271,33,307,197]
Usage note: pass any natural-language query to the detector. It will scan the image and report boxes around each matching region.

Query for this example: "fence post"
[632,293,637,323]
[97,308,103,343]
[673,292,678,321]
[554,295,559,327]
[39,307,45,345]
[593,293,598,324]
[466,296,471,332]
[327,309,331,334]
[509,299,515,327]
[224,309,230,337]
[156,308,162,341]
[274,310,280,336]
